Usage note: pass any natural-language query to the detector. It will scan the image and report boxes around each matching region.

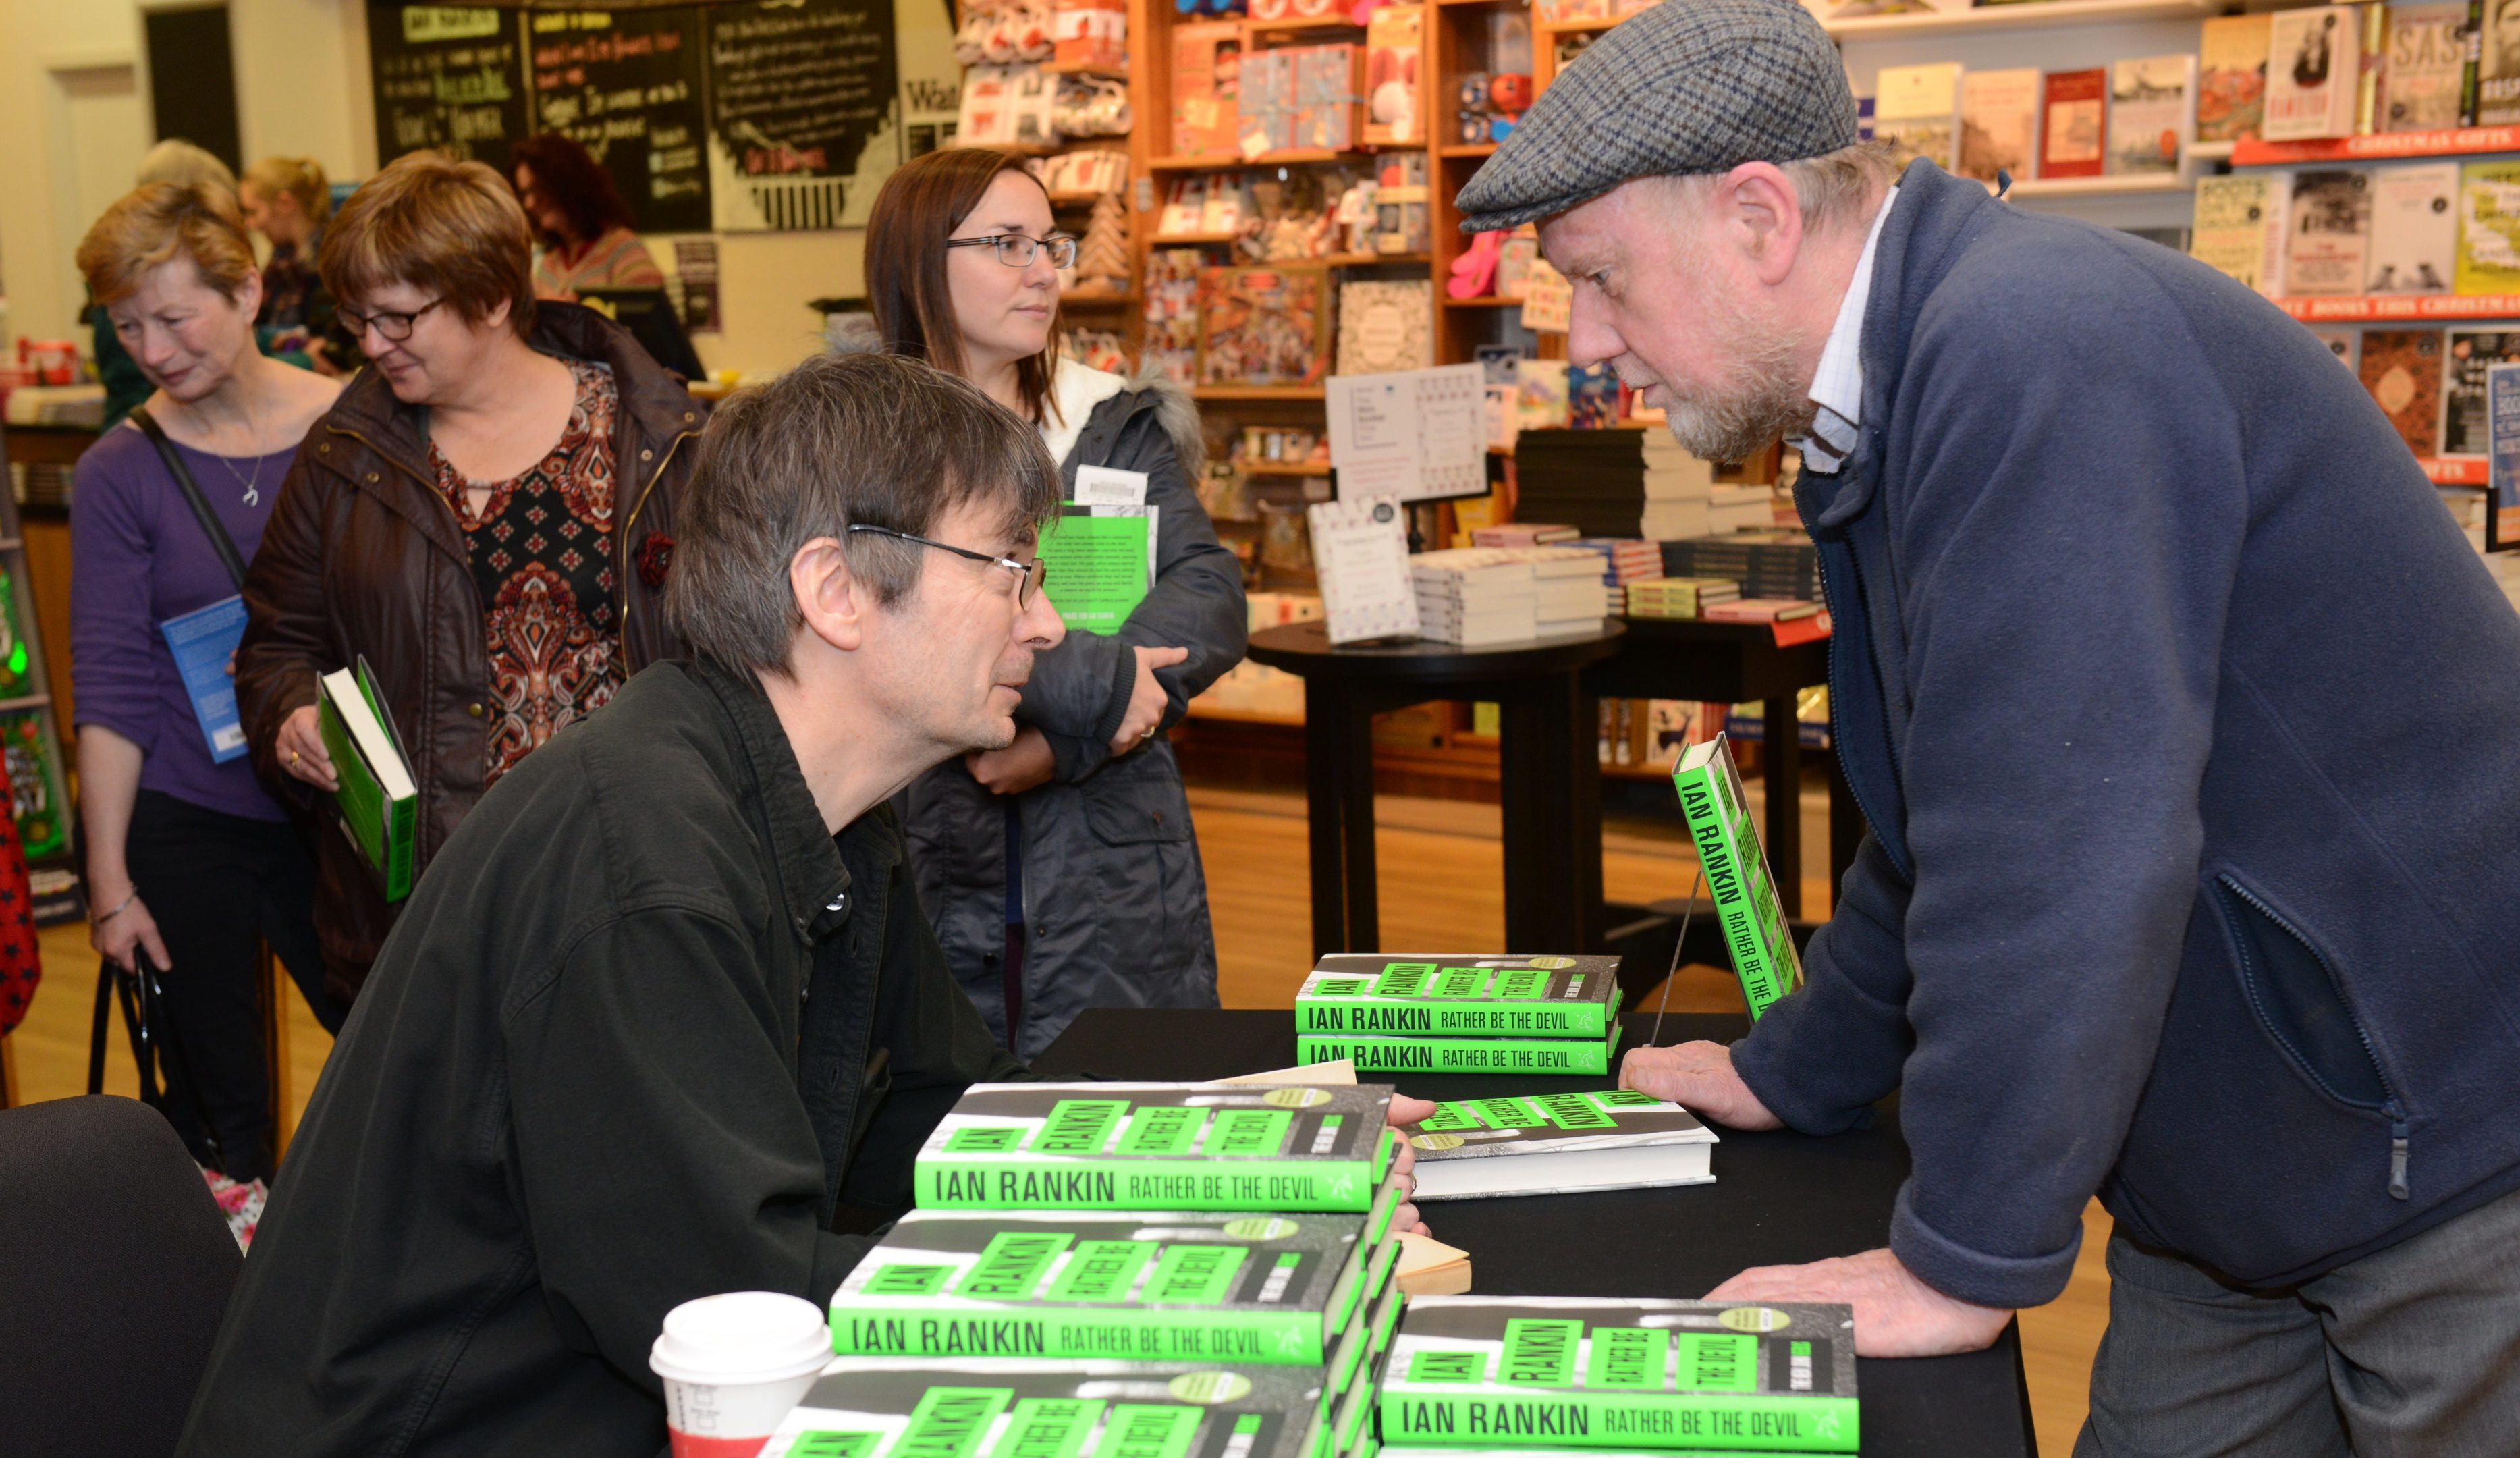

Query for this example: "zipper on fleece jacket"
[2216,874,2411,1201]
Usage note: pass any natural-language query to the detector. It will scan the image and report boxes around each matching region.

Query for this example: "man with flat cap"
[1458,0,2520,1451]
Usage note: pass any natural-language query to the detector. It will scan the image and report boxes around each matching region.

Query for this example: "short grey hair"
[665,351,1064,675]
[138,139,238,197]
[1651,140,1898,238]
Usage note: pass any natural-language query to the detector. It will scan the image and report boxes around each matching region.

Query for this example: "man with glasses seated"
[233,148,710,1006]
[186,350,1429,1458]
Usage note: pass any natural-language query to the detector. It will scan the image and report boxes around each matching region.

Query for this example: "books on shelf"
[2445,330,2520,453]
[1672,734,1805,1019]
[1874,61,1963,173]
[2197,12,2274,144]
[2264,5,2363,141]
[2367,162,2459,292]
[1172,20,1243,157]
[1378,1298,1859,1455]
[913,1083,1400,1213]
[1407,1090,1718,1202]
[2287,169,2376,296]
[2106,54,2195,176]
[827,1206,1397,1364]
[2359,329,2448,454]
[1957,67,2041,186]
[0,707,67,859]
[317,659,416,903]
[1199,265,1330,388]
[2191,174,2287,296]
[2039,68,2108,180]
[2381,2,2475,132]
[2456,159,2520,293]
[762,1361,1336,1458]
[2482,0,2520,125]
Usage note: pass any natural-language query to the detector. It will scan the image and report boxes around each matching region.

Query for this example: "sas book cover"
[1378,1297,1859,1455]
[1956,67,2040,185]
[317,660,417,902]
[2358,331,2447,456]
[1670,736,1803,1021]
[2197,11,2274,142]
[2106,54,2194,175]
[2382,1,2476,130]
[2456,158,2520,292]
[2287,169,2375,297]
[1296,955,1623,1040]
[2190,174,2286,295]
[1297,1025,1622,1077]
[1406,1089,1717,1202]
[2365,162,2459,293]
[2037,68,2107,179]
[2483,0,2520,122]
[761,1359,1332,1458]
[829,1209,1386,1365]
[2442,330,2520,453]
[916,1083,1398,1213]
[2266,5,2363,140]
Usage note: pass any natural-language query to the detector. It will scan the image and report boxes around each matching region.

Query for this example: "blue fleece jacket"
[1730,160,2520,1310]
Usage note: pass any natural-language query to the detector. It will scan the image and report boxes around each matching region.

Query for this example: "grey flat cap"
[1456,0,1858,232]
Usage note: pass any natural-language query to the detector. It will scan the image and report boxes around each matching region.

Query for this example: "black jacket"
[177,658,1025,1458]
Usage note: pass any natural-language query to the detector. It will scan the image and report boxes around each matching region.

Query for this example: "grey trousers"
[2075,1183,2520,1457]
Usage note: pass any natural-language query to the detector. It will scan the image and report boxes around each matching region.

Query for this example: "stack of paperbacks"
[1568,539,1665,616]
[1622,577,1741,621]
[765,1082,1415,1458]
[1294,956,1626,1080]
[1372,1297,1859,1458]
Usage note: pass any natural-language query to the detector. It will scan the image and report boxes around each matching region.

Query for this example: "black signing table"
[1247,620,1626,959]
[1035,1009,2038,1458]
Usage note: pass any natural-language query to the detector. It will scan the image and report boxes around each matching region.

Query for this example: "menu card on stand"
[1306,497,1421,645]
[1325,363,1487,503]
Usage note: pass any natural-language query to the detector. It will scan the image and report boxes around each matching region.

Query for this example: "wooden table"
[1247,620,1625,958]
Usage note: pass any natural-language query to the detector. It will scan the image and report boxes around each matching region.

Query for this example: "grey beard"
[1657,337,1819,464]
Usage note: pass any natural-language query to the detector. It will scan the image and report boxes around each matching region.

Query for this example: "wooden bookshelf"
[2230,125,2520,167]
[1244,13,1366,34]
[2271,294,2520,323]
[1821,0,2220,38]
[1438,142,1498,158]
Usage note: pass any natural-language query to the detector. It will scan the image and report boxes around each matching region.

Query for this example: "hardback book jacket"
[1956,67,2040,184]
[2358,330,2448,456]
[2286,169,2375,297]
[2265,5,2363,140]
[2443,331,2520,452]
[2366,162,2459,293]
[317,661,416,902]
[2196,11,2274,142]
[1039,506,1156,637]
[1872,61,1963,173]
[1408,1090,1718,1202]
[1378,1297,1859,1455]
[2457,159,2520,292]
[915,1083,1398,1213]
[828,1208,1390,1365]
[761,1360,1334,1458]
[2037,68,2107,179]
[2382,1,2476,130]
[2482,0,2520,123]
[1671,736,1803,1020]
[2106,55,2195,175]
[2190,174,2286,296]
[1297,1025,1622,1077]
[1296,954,1624,1040]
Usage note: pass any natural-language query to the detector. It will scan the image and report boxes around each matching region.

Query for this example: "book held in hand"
[829,1208,1394,1364]
[1407,1090,1717,1202]
[1671,736,1803,1021]
[317,658,416,902]
[1039,505,1157,636]
[1296,955,1622,1040]
[761,1359,1334,1458]
[915,1083,1399,1213]
[1379,1297,1858,1454]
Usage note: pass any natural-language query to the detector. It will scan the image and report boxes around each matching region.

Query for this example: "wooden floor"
[1,780,2108,1455]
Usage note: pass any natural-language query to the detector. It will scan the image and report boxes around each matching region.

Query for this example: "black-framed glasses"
[337,296,449,343]
[846,524,1047,608]
[945,233,1080,270]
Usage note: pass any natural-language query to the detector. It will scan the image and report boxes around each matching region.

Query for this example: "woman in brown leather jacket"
[234,151,703,1002]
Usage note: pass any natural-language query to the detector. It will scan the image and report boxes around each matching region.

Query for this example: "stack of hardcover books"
[763,1083,1416,1458]
[1294,956,1625,1077]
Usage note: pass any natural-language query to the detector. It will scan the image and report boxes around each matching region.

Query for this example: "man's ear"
[1716,162,1804,286]
[790,536,870,654]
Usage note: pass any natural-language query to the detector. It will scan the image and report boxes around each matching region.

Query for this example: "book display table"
[1037,1008,2039,1458]
[1248,620,1626,958]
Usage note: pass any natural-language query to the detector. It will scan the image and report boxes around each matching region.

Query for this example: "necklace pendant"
[244,486,260,507]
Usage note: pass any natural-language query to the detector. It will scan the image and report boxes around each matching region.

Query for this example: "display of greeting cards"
[1335,279,1434,375]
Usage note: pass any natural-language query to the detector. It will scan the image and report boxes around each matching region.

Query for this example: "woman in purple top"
[71,182,344,1189]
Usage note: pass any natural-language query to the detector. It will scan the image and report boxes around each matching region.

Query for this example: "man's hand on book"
[277,705,339,792]
[1705,1247,2012,1358]
[1385,1093,1440,1239]
[967,726,1055,795]
[1618,1040,1783,1130]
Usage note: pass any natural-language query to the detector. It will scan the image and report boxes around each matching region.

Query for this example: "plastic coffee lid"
[650,1292,833,1384]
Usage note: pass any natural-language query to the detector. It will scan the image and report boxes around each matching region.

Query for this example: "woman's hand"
[90,887,171,974]
[276,704,339,791]
[967,726,1056,796]
[1109,645,1190,755]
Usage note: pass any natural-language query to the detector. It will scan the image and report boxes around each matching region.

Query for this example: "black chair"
[0,1096,241,1458]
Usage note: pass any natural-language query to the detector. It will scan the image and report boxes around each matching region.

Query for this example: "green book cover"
[1296,956,1622,1040]
[1670,736,1802,1021]
[2458,159,2520,295]
[1039,504,1156,635]
[1296,1025,1622,1077]
[316,665,417,902]
[0,707,69,859]
[916,1083,1399,1213]
[1379,1297,1858,1455]
[831,1210,1384,1364]
[760,1359,1330,1458]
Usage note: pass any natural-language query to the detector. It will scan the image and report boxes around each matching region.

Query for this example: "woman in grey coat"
[860,146,1246,1057]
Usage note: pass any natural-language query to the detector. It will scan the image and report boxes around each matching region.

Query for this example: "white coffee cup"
[650,1291,833,1458]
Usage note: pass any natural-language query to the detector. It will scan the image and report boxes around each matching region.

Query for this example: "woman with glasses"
[857,146,1247,1059]
[233,151,704,1002]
